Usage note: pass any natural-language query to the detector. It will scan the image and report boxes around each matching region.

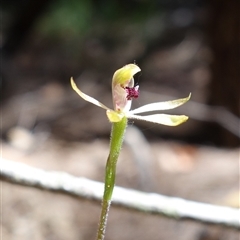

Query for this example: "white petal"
[71,77,111,111]
[127,114,189,126]
[130,93,191,114]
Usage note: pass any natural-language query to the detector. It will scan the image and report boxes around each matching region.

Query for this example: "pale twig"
[0,158,239,229]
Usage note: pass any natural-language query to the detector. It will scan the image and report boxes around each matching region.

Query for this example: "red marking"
[125,86,139,100]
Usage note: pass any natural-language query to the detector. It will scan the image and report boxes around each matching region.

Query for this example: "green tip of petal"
[112,64,141,86]
[171,115,189,126]
[160,114,189,126]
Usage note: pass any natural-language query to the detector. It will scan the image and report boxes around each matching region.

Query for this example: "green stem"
[96,116,128,240]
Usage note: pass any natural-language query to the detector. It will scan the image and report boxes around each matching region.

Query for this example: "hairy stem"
[96,116,128,240]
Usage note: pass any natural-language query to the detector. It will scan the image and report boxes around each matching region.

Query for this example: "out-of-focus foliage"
[38,0,93,39]
[37,0,163,40]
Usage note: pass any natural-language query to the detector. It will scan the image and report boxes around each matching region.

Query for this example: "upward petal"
[129,94,191,114]
[71,77,111,111]
[112,64,141,87]
[127,113,189,126]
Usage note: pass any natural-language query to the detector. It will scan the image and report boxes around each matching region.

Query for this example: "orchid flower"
[71,64,190,240]
[71,64,190,126]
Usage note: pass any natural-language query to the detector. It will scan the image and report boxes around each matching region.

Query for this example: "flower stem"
[96,116,128,240]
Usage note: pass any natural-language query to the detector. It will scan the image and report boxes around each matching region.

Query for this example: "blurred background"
[1,0,239,240]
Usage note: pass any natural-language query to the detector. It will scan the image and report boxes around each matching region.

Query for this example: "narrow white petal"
[127,114,189,126]
[71,77,111,111]
[130,93,191,114]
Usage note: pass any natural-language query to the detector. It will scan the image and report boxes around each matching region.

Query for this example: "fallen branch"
[0,158,239,229]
